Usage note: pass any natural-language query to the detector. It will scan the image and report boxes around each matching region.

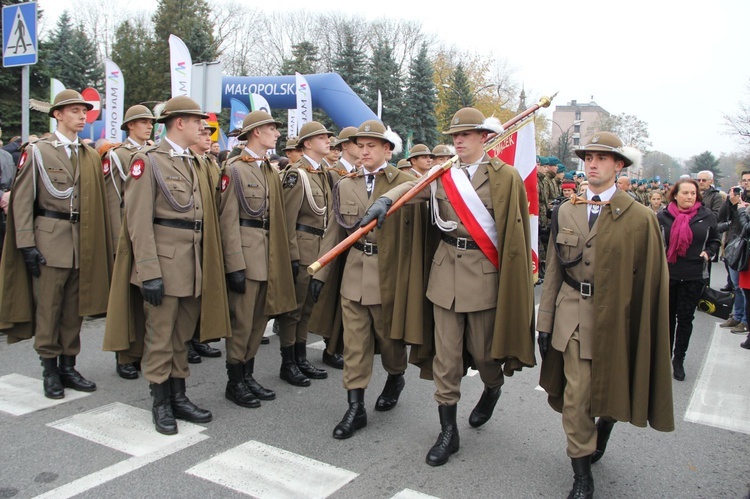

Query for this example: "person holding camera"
[718,183,748,333]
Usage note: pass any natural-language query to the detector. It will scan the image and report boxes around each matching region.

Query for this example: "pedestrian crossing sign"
[2,2,37,68]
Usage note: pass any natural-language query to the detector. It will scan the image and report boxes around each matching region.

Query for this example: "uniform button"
[585,242,591,248]
[457,254,462,259]
[584,260,590,266]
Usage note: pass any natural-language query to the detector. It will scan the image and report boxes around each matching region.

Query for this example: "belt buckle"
[580,281,592,297]
[363,241,374,256]
[69,211,80,223]
[193,220,203,232]
[262,218,270,230]
[456,237,468,251]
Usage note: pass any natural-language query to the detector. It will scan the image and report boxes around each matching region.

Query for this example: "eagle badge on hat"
[364,124,371,132]
[453,117,460,125]
[592,135,600,143]
[131,159,145,179]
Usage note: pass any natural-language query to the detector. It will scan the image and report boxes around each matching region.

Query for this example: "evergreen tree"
[111,19,162,110]
[332,27,367,98]
[403,43,438,147]
[45,12,77,88]
[366,41,406,149]
[150,0,219,102]
[440,63,473,129]
[690,151,723,179]
[280,41,320,76]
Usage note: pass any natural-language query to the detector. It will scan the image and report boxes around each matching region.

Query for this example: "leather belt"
[296,223,324,237]
[353,241,378,255]
[441,233,480,250]
[154,217,203,232]
[240,218,269,230]
[35,208,79,223]
[563,273,593,297]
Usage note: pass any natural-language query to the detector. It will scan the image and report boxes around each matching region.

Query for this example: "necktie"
[365,174,374,198]
[69,144,78,172]
[589,195,601,229]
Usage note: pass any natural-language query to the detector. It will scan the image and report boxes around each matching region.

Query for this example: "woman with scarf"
[657,178,720,381]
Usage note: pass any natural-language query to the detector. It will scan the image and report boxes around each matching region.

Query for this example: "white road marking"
[186,440,358,499]
[466,368,479,377]
[0,373,91,416]
[684,324,750,435]
[391,489,441,499]
[308,340,326,351]
[34,432,208,499]
[47,402,206,456]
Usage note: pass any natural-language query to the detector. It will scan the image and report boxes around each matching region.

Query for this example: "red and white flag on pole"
[490,121,539,279]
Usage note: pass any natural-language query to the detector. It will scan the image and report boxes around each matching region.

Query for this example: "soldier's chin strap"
[569,194,610,207]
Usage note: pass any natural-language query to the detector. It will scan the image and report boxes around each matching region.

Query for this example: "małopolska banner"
[295,72,311,132]
[169,34,191,98]
[105,59,124,142]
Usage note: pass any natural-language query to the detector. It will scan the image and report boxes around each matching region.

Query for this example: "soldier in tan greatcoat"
[276,122,334,386]
[103,104,154,380]
[218,110,296,408]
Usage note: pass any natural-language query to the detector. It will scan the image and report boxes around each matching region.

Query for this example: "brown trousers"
[341,297,407,390]
[562,330,597,458]
[432,304,504,405]
[32,267,83,358]
[277,270,312,347]
[226,280,268,364]
[142,295,200,383]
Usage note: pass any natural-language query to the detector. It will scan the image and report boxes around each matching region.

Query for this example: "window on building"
[575,111,581,120]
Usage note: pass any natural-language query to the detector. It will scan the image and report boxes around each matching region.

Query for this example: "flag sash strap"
[441,168,499,268]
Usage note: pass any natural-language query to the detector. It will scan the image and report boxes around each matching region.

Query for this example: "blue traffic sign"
[2,2,37,68]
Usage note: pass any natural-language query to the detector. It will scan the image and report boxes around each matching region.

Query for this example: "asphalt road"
[0,263,748,499]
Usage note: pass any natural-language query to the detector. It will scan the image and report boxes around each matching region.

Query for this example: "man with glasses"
[696,171,723,216]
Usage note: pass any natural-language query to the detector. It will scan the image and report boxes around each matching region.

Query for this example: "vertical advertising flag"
[168,34,191,98]
[288,109,298,138]
[377,89,382,119]
[250,93,271,114]
[491,121,539,279]
[229,98,249,132]
[295,72,311,131]
[104,59,124,142]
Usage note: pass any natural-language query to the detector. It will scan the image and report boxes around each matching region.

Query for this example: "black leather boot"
[58,355,96,392]
[322,350,344,370]
[279,345,310,386]
[169,377,212,423]
[590,418,616,464]
[226,363,261,408]
[191,338,222,357]
[375,373,405,411]
[333,388,367,439]
[151,381,177,435]
[672,356,685,381]
[426,404,460,466]
[468,385,502,428]
[187,341,202,364]
[294,342,328,379]
[40,357,64,399]
[116,355,138,380]
[568,456,594,499]
[742,333,750,349]
[243,358,275,400]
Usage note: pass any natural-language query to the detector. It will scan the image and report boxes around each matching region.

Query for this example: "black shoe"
[116,361,139,380]
[322,350,344,370]
[468,385,501,428]
[426,404,460,467]
[590,418,616,464]
[191,339,222,358]
[225,363,261,408]
[261,336,270,345]
[280,345,311,386]
[40,357,64,399]
[672,357,685,381]
[187,341,202,364]
[568,456,594,499]
[58,355,96,392]
[742,335,750,349]
[375,373,405,412]
[243,358,275,401]
[169,377,212,423]
[294,342,328,379]
[333,389,367,439]
[150,381,177,435]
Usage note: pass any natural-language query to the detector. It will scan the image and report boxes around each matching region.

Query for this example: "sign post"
[2,1,38,142]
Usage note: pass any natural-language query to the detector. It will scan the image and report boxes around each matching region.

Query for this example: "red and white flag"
[490,121,539,278]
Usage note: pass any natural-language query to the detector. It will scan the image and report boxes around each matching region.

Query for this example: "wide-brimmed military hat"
[574,131,633,167]
[296,121,334,148]
[350,120,400,151]
[283,137,298,152]
[49,89,93,117]
[332,126,358,148]
[407,144,434,161]
[120,105,155,131]
[397,159,410,169]
[442,107,503,135]
[155,96,209,123]
[237,110,282,140]
[201,119,217,135]
[432,144,453,157]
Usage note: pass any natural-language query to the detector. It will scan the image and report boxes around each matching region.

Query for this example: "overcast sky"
[38,0,749,160]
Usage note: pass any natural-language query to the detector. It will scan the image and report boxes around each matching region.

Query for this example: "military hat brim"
[120,113,156,131]
[296,128,334,148]
[237,117,283,140]
[48,98,94,117]
[574,145,633,167]
[155,108,209,123]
